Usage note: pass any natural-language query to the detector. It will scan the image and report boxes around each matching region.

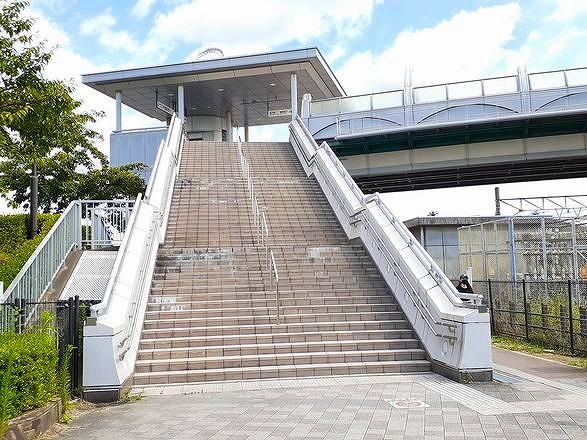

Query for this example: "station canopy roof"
[81,48,345,126]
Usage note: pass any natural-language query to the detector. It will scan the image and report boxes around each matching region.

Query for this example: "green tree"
[0,1,146,235]
[0,0,50,143]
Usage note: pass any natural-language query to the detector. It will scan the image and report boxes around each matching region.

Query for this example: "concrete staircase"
[133,141,430,386]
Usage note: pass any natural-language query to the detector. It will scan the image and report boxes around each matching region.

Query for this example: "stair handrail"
[84,114,185,397]
[291,115,482,306]
[290,118,458,340]
[0,201,80,304]
[236,137,281,322]
[288,115,492,379]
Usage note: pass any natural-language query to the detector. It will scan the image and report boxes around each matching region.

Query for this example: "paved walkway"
[56,349,587,440]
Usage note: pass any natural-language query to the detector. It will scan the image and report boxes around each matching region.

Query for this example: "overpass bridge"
[304,67,587,192]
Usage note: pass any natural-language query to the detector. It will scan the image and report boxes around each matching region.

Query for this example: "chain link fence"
[459,217,587,288]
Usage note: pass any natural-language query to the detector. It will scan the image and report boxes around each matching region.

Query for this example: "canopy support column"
[291,73,298,121]
[115,91,122,131]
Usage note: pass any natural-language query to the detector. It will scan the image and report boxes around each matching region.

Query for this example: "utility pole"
[494,187,501,216]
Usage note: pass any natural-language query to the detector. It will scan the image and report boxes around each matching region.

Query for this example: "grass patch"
[492,335,587,369]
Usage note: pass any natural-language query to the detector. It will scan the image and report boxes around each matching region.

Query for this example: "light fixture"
[269,83,276,87]
[217,88,224,92]
[167,93,174,96]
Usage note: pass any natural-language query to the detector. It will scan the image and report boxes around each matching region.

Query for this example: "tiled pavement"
[57,350,587,440]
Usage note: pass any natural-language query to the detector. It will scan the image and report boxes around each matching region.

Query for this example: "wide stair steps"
[133,141,430,386]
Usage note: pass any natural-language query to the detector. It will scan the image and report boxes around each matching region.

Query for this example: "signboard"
[157,100,175,116]
[268,108,292,118]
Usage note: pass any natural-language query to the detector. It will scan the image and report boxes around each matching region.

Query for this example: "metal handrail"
[289,117,486,343]
[92,194,143,316]
[236,136,281,323]
[269,250,280,324]
[362,214,457,340]
[0,202,78,304]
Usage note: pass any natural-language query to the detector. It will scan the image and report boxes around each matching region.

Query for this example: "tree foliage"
[0,0,49,137]
[0,0,146,216]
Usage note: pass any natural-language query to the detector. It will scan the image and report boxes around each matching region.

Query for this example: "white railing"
[0,199,136,305]
[289,116,492,380]
[83,114,184,397]
[236,137,281,323]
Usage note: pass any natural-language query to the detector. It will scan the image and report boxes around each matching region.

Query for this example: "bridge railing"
[83,114,184,400]
[289,115,492,382]
[308,66,587,138]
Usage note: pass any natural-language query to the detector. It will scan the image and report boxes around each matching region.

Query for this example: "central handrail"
[236,137,281,323]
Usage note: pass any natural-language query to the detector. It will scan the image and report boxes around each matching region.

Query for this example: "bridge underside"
[316,114,587,193]
[354,154,587,193]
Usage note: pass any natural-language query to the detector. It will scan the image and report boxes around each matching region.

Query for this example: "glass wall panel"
[424,228,443,246]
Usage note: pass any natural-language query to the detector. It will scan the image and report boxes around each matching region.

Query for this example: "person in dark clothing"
[456,274,474,298]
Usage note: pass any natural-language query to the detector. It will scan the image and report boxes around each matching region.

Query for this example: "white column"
[244,124,249,142]
[177,85,185,123]
[301,93,312,118]
[290,73,298,121]
[115,91,122,131]
[226,111,233,142]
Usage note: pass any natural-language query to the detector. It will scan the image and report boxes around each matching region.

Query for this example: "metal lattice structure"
[458,216,587,286]
[498,194,587,218]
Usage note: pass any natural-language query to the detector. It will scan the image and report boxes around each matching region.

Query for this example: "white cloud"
[145,0,379,60]
[132,0,157,18]
[80,12,138,52]
[326,45,347,64]
[548,0,587,21]
[27,9,161,159]
[337,3,521,94]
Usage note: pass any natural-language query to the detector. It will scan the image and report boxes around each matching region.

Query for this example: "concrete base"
[432,360,493,383]
[3,398,61,440]
[82,375,133,403]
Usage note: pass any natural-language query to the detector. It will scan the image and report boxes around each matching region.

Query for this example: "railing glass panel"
[529,71,566,90]
[310,99,339,116]
[413,84,446,104]
[371,90,403,109]
[565,68,587,87]
[339,95,371,114]
[483,76,519,95]
[447,80,483,100]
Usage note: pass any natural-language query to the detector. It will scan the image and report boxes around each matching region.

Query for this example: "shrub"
[0,214,59,288]
[0,329,58,427]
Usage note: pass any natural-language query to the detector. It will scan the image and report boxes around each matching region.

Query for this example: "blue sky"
[21,0,587,218]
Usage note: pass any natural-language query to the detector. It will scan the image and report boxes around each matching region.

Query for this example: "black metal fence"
[0,296,98,394]
[470,279,587,354]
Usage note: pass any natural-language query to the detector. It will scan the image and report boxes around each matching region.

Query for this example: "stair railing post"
[568,280,575,355]
[522,279,529,341]
[488,279,496,335]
